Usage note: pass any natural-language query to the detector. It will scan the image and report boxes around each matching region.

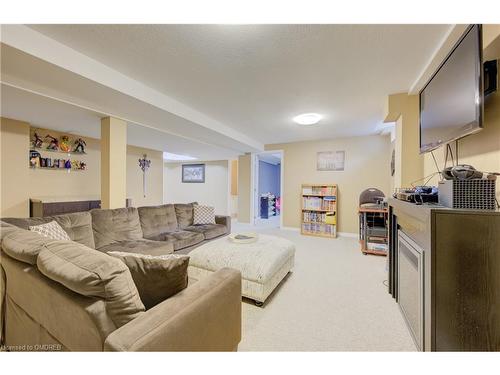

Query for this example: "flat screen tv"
[419,24,483,153]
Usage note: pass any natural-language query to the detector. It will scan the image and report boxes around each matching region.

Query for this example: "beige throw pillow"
[193,205,216,225]
[29,220,71,241]
[108,252,190,310]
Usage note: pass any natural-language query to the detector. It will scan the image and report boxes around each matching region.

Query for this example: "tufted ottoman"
[188,234,295,306]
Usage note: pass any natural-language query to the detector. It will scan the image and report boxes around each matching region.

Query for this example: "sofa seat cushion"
[2,212,95,249]
[108,252,190,310]
[147,230,204,251]
[91,208,144,250]
[2,229,57,265]
[99,240,174,256]
[37,240,145,328]
[185,224,228,240]
[138,204,178,238]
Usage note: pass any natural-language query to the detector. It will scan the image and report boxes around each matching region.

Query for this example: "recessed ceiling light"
[163,152,197,161]
[293,113,322,126]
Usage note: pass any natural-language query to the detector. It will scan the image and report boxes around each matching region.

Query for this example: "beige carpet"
[232,222,416,351]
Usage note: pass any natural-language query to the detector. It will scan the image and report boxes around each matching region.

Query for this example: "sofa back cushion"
[37,241,145,328]
[2,211,96,249]
[138,204,178,238]
[2,216,51,229]
[1,228,56,265]
[174,202,197,229]
[0,220,21,241]
[53,212,95,249]
[91,208,143,250]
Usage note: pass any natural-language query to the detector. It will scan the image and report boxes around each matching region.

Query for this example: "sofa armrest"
[103,268,241,351]
[215,215,231,233]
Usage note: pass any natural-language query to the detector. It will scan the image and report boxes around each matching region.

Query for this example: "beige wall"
[0,117,164,217]
[127,145,164,208]
[483,24,500,58]
[27,127,101,201]
[164,160,230,215]
[229,159,238,218]
[266,135,391,233]
[230,159,238,195]
[385,93,423,188]
[0,118,30,217]
[390,139,397,194]
[393,116,403,189]
[237,154,251,223]
[101,117,127,209]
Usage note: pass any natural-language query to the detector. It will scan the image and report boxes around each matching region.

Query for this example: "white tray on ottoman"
[188,234,295,306]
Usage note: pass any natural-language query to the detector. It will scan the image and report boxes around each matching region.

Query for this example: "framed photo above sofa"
[182,164,205,183]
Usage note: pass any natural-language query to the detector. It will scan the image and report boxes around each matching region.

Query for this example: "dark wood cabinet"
[30,198,132,217]
[30,199,101,217]
[388,199,500,351]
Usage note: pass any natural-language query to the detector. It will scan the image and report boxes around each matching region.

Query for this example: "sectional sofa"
[3,202,231,255]
[0,203,240,351]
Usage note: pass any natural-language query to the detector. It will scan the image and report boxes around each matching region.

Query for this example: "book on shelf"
[367,243,388,252]
[302,196,337,210]
[324,212,336,224]
[302,186,336,196]
[303,211,325,223]
[302,196,322,210]
[302,186,313,195]
[321,197,336,211]
[302,211,337,224]
[301,223,336,236]
[301,184,337,238]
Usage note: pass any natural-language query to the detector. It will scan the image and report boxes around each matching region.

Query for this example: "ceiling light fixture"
[293,113,322,126]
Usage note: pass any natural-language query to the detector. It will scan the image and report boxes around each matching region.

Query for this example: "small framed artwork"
[182,164,205,183]
[317,151,345,171]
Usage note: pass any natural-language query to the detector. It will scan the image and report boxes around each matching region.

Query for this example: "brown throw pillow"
[107,251,190,309]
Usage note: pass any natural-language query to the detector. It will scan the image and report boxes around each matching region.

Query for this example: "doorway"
[252,151,283,228]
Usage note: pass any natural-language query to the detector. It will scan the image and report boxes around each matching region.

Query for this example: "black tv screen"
[419,24,483,153]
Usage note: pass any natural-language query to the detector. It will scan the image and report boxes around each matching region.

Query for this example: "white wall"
[164,160,230,215]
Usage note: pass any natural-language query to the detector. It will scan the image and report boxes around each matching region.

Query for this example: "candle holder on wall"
[138,154,152,198]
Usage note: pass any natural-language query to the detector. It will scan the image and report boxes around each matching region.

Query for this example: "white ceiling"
[0,84,240,161]
[1,24,452,159]
[27,24,452,143]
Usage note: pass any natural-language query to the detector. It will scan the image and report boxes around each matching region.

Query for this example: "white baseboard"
[338,232,358,238]
[281,226,300,232]
[280,227,357,238]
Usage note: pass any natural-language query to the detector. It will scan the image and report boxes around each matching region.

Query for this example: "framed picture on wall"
[182,164,205,183]
[317,151,345,171]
